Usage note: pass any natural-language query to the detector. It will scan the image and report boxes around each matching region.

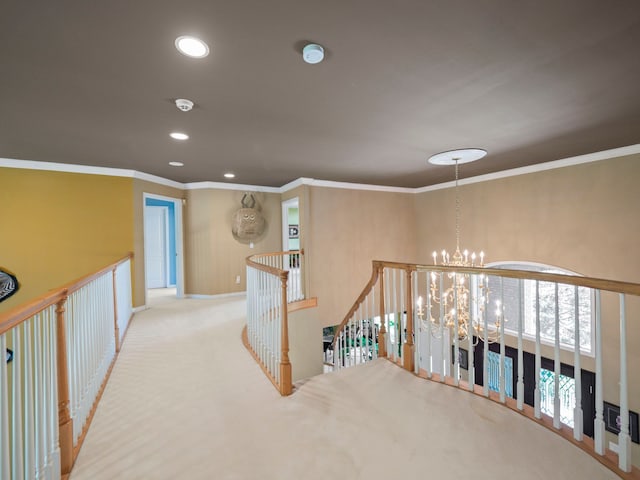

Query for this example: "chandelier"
[416,148,503,344]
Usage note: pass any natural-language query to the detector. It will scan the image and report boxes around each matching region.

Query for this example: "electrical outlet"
[235,275,241,284]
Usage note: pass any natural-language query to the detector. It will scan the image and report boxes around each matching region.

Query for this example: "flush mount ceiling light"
[302,43,324,64]
[224,172,235,179]
[427,148,487,165]
[169,132,189,140]
[175,36,209,58]
[169,161,184,167]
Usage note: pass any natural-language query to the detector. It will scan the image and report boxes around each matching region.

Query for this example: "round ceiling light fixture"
[302,43,324,64]
[169,161,184,167]
[175,98,194,112]
[428,148,487,165]
[175,36,209,58]
[224,172,235,179]
[170,132,189,140]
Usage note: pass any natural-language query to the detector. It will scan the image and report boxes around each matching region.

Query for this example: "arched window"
[485,262,593,355]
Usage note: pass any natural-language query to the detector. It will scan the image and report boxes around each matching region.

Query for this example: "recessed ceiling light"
[302,43,324,64]
[169,161,184,167]
[170,132,189,140]
[224,172,235,179]
[175,36,209,58]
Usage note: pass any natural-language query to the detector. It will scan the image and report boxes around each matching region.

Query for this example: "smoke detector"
[302,44,324,64]
[175,98,194,112]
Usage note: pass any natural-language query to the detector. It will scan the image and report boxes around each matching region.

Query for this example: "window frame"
[484,261,595,357]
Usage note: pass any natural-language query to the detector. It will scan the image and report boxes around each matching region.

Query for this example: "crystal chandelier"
[416,148,503,344]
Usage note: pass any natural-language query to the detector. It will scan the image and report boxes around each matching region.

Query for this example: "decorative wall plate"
[0,270,19,302]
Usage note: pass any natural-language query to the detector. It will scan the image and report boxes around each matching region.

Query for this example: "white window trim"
[486,261,595,357]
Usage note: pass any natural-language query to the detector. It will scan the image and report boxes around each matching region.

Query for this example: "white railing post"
[534,280,541,419]
[618,294,631,472]
[517,279,524,410]
[573,285,583,441]
[553,283,561,429]
[594,290,605,455]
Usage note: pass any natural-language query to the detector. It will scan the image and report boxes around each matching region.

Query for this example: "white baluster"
[573,285,583,441]
[371,289,377,360]
[413,270,420,375]
[467,273,474,391]
[534,281,541,419]
[24,320,36,478]
[425,271,432,379]
[618,294,631,472]
[453,277,460,387]
[439,273,445,382]
[392,269,398,362]
[517,279,524,410]
[12,326,25,480]
[553,283,561,429]
[1,334,10,480]
[483,278,489,397]
[499,277,506,404]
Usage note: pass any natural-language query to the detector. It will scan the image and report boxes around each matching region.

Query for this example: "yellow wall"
[414,154,640,464]
[184,189,282,295]
[305,186,418,326]
[0,168,134,313]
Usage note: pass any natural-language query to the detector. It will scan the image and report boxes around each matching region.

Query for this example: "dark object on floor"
[0,269,19,302]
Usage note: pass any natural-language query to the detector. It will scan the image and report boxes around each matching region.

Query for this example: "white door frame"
[281,197,299,252]
[143,193,185,304]
[145,205,170,288]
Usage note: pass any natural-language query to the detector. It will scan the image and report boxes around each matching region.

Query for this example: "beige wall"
[414,154,640,463]
[305,186,418,327]
[184,189,282,295]
[132,180,184,307]
[0,168,134,313]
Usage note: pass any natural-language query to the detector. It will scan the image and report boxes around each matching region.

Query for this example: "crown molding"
[2,143,638,195]
[132,171,185,189]
[415,144,640,193]
[184,181,280,193]
[0,157,137,178]
[279,177,413,194]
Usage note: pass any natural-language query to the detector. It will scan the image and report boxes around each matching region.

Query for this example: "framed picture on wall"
[451,346,469,370]
[288,225,299,239]
[603,401,640,444]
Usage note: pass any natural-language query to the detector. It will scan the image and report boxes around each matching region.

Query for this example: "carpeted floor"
[70,294,620,479]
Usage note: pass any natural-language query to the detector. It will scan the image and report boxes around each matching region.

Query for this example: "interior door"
[145,206,168,289]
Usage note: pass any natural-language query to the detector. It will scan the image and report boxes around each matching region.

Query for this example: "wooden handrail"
[372,260,640,297]
[331,259,640,366]
[0,252,133,336]
[246,250,303,278]
[331,264,380,350]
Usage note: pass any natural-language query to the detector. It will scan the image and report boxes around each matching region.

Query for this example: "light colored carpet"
[70,295,620,480]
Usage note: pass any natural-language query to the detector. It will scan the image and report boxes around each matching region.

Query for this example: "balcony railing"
[328,260,640,477]
[244,250,306,396]
[0,254,133,479]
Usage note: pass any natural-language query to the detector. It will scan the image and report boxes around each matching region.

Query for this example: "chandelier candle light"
[417,148,503,345]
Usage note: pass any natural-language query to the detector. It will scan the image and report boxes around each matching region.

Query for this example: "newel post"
[112,266,120,352]
[377,263,387,358]
[55,293,74,475]
[403,267,415,372]
[279,273,292,395]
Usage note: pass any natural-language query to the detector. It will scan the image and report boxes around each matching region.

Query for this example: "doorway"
[281,197,300,252]
[143,193,185,305]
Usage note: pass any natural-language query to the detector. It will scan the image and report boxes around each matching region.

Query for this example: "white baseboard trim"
[133,305,148,313]
[187,292,246,300]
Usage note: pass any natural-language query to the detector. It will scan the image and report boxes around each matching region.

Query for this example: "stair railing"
[0,253,133,479]
[330,260,640,477]
[245,250,305,396]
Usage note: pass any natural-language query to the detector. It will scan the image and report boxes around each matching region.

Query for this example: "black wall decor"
[603,401,640,444]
